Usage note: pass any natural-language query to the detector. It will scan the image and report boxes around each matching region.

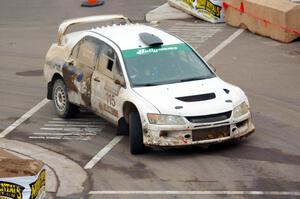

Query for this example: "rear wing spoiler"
[57,15,131,45]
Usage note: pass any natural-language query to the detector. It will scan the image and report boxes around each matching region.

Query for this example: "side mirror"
[114,73,125,87]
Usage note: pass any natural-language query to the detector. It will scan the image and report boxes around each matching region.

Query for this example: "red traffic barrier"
[81,0,104,7]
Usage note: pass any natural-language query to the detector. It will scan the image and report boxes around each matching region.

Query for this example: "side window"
[71,42,80,58]
[96,43,121,79]
[72,37,100,68]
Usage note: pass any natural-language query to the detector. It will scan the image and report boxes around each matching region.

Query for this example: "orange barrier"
[81,0,104,7]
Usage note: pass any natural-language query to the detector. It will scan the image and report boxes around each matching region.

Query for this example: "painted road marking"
[44,124,103,127]
[204,29,245,61]
[47,121,106,124]
[0,98,49,138]
[29,136,91,141]
[33,132,97,136]
[167,22,224,47]
[52,117,104,121]
[84,136,124,169]
[29,116,105,141]
[40,127,101,131]
[88,190,300,196]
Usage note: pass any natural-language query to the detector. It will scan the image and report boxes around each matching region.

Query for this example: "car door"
[91,42,124,124]
[66,36,100,107]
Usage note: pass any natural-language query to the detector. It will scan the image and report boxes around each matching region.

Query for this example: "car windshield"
[122,43,215,87]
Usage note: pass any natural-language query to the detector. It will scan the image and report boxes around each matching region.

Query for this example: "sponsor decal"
[104,104,118,117]
[30,169,46,199]
[122,43,189,58]
[185,0,222,18]
[136,46,178,56]
[0,181,25,199]
[171,0,224,23]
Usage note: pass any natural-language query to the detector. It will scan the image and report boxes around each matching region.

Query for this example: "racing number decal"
[106,91,116,107]
[103,84,119,117]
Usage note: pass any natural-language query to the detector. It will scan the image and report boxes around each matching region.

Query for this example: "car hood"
[132,77,246,116]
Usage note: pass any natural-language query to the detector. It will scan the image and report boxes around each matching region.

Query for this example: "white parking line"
[29,136,92,141]
[47,121,105,124]
[0,98,49,138]
[33,132,97,136]
[204,29,244,61]
[52,117,105,121]
[88,190,300,196]
[40,127,102,131]
[84,136,124,169]
[44,124,104,127]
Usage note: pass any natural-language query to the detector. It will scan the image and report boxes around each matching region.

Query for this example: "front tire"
[117,117,129,135]
[129,112,146,154]
[52,79,78,118]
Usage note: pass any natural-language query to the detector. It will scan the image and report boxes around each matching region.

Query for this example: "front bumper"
[143,113,255,147]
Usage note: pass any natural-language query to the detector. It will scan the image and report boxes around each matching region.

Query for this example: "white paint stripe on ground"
[28,136,63,140]
[40,127,102,131]
[44,124,104,127]
[52,117,104,121]
[88,190,300,196]
[29,136,92,141]
[204,29,244,61]
[33,132,97,136]
[84,136,123,169]
[47,121,106,124]
[0,98,49,138]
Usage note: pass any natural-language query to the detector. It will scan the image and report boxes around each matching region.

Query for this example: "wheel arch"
[47,73,64,99]
[122,101,139,124]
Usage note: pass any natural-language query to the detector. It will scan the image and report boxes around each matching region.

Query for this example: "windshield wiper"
[180,76,209,82]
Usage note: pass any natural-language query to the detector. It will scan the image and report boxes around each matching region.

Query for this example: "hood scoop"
[176,93,216,102]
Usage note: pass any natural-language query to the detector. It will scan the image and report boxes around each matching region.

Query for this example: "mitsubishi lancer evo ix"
[44,15,255,154]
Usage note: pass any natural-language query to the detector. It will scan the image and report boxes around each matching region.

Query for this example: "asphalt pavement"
[0,0,299,198]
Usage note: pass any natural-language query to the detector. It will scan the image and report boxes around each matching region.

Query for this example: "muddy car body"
[44,15,255,154]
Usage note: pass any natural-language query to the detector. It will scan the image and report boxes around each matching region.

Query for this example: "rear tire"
[52,79,79,118]
[129,112,146,154]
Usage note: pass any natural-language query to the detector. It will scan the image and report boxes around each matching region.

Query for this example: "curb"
[2,148,58,193]
[0,138,87,197]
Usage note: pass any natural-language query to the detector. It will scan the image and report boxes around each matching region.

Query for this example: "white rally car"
[44,15,255,154]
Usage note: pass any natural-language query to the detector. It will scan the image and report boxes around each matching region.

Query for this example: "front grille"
[186,111,232,123]
[192,126,230,141]
[176,93,216,102]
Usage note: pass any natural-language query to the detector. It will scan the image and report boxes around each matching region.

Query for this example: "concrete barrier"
[223,0,300,43]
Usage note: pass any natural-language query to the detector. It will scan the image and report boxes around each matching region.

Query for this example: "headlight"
[233,101,249,118]
[147,113,186,125]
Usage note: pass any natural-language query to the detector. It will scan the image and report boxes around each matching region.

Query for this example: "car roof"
[89,23,184,50]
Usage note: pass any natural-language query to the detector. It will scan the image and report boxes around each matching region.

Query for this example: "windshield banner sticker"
[122,43,189,58]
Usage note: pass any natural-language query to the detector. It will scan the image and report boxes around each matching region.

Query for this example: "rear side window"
[72,37,100,68]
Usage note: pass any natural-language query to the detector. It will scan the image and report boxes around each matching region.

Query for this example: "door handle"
[93,77,101,82]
